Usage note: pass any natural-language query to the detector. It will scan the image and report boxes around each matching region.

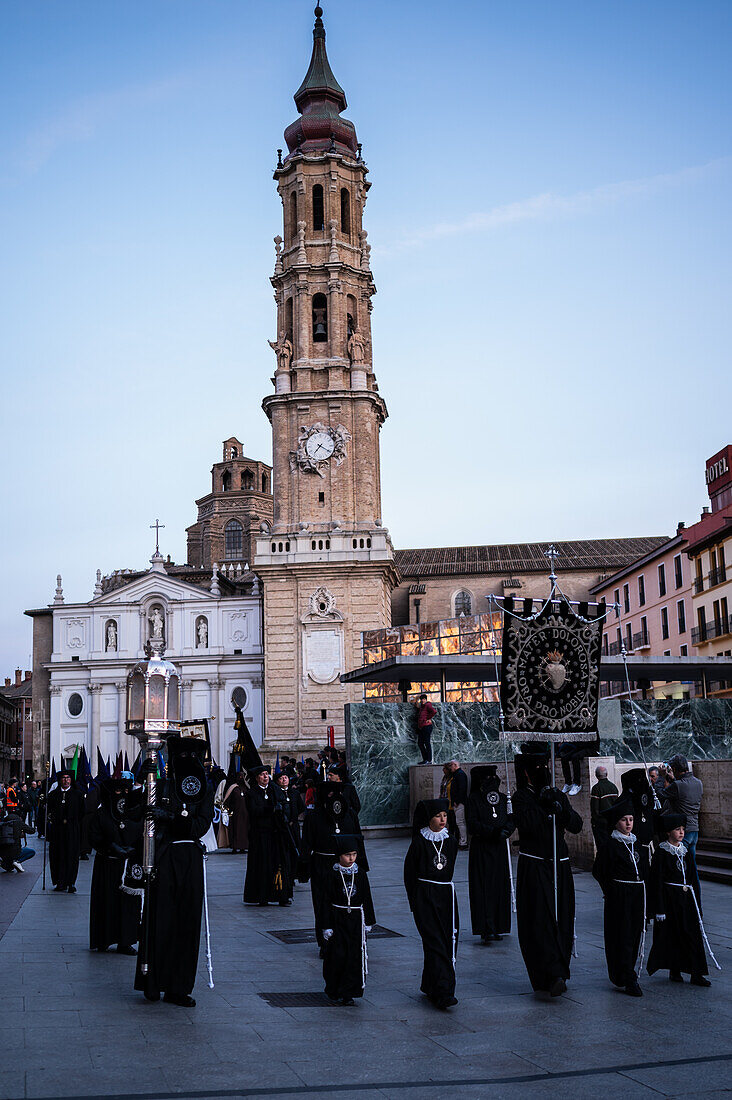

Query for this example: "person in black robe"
[592,796,645,996]
[275,772,304,890]
[79,784,101,861]
[135,736,214,1007]
[322,835,376,1005]
[620,768,656,883]
[647,811,712,987]
[224,774,250,853]
[404,798,460,1010]
[47,770,84,892]
[466,764,515,943]
[89,772,143,955]
[512,749,583,997]
[301,781,365,955]
[243,765,294,906]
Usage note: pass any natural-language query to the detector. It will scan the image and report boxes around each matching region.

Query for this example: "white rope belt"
[613,878,647,974]
[519,852,569,862]
[332,904,368,983]
[314,851,334,857]
[666,883,721,970]
[171,839,196,844]
[417,878,457,966]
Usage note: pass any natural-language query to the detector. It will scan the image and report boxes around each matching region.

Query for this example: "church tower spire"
[254,6,396,752]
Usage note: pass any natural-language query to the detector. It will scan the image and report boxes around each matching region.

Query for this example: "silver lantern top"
[126,640,180,746]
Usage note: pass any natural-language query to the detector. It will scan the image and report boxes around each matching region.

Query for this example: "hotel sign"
[706,445,732,492]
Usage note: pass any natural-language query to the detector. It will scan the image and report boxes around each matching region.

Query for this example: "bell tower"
[254,5,396,751]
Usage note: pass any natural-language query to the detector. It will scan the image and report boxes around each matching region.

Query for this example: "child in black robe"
[647,811,716,987]
[404,798,460,1010]
[322,835,376,1006]
[466,765,515,943]
[592,796,645,996]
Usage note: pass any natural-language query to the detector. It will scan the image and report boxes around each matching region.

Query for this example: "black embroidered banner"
[500,598,604,738]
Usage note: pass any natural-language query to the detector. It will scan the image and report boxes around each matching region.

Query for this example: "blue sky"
[1,0,731,672]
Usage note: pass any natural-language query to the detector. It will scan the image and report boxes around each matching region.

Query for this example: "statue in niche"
[347,329,366,364]
[106,621,117,652]
[149,607,164,640]
[197,618,208,649]
[268,334,293,372]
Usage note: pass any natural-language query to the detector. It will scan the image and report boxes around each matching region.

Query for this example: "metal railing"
[692,615,731,645]
[694,576,705,594]
[708,567,727,588]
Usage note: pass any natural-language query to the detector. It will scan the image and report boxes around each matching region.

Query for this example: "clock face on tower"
[305,431,335,461]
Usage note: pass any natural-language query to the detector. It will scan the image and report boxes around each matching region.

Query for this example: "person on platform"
[322,835,376,1006]
[413,693,436,765]
[589,765,619,849]
[89,771,143,955]
[512,748,583,997]
[647,811,713,988]
[466,764,515,943]
[592,797,645,997]
[404,798,459,1010]
[302,781,365,954]
[243,765,293,906]
[46,769,84,893]
[620,768,656,882]
[135,736,214,1007]
[224,771,250,854]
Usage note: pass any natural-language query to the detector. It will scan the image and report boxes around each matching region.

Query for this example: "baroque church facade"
[26,9,667,772]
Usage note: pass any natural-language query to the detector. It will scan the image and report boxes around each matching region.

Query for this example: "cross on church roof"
[150,519,165,555]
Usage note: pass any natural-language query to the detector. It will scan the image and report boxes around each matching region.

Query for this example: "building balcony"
[606,630,648,656]
[692,615,731,645]
[708,567,727,589]
[694,576,705,594]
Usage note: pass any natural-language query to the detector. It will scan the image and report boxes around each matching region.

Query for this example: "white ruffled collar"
[334,862,358,874]
[660,840,687,857]
[612,830,637,844]
[421,826,449,842]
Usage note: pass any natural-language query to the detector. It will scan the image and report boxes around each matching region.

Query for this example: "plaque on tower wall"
[303,626,344,685]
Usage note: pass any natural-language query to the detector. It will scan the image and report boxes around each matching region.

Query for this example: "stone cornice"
[262,388,387,424]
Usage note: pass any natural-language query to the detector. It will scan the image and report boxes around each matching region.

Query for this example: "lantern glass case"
[125,644,181,744]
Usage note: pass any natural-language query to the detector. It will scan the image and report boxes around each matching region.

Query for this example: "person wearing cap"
[619,769,656,883]
[244,765,293,906]
[592,797,645,997]
[662,755,703,871]
[404,798,460,1010]
[134,736,214,1007]
[302,781,365,954]
[512,748,583,997]
[322,835,376,1006]
[647,811,712,987]
[589,765,619,850]
[46,769,84,893]
[89,772,143,956]
[466,765,515,944]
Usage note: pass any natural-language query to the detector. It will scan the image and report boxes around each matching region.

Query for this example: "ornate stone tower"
[254,5,396,750]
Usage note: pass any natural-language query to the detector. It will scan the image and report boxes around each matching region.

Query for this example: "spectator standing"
[589,766,619,849]
[662,756,703,868]
[0,801,35,872]
[413,694,436,765]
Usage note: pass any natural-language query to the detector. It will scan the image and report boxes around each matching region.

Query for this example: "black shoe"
[341,997,356,1006]
[690,975,711,987]
[144,990,160,1002]
[67,885,76,893]
[669,971,684,983]
[436,995,458,1010]
[624,982,643,997]
[278,900,292,906]
[480,934,492,944]
[258,901,269,907]
[493,934,503,941]
[95,946,111,953]
[163,993,196,1007]
[549,978,567,997]
[116,944,137,956]
[53,885,64,892]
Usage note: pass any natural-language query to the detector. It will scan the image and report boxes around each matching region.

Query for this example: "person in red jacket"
[414,694,436,764]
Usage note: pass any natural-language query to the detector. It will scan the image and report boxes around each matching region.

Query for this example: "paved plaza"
[0,838,730,1100]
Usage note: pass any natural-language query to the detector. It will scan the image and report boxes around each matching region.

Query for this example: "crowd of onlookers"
[0,777,40,874]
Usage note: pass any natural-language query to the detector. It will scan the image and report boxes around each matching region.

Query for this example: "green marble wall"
[346,698,732,826]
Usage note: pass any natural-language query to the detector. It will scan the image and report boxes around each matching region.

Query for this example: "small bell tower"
[254,6,396,751]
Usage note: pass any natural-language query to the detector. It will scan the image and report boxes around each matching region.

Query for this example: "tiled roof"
[394,537,669,579]
[1,679,31,701]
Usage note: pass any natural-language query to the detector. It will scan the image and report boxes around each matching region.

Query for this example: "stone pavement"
[0,838,731,1100]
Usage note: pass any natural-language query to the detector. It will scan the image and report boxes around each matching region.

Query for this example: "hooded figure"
[223,772,250,854]
[301,782,365,953]
[47,769,84,892]
[89,773,143,954]
[243,765,294,906]
[646,811,712,986]
[511,748,583,997]
[322,834,376,1005]
[466,765,515,942]
[620,768,656,882]
[403,798,460,1010]
[134,737,214,1007]
[592,796,645,996]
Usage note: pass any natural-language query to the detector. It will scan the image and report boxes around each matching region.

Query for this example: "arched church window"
[225,520,243,560]
[241,469,254,490]
[230,446,238,458]
[261,472,269,493]
[221,470,232,492]
[312,185,324,231]
[312,294,328,343]
[454,590,472,617]
[340,188,350,236]
[289,191,298,240]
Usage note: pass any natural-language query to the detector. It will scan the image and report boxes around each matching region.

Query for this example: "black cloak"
[301,783,365,948]
[647,842,708,978]
[47,780,84,889]
[89,780,143,951]
[592,801,645,988]
[322,855,376,1001]
[243,777,294,904]
[466,766,515,938]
